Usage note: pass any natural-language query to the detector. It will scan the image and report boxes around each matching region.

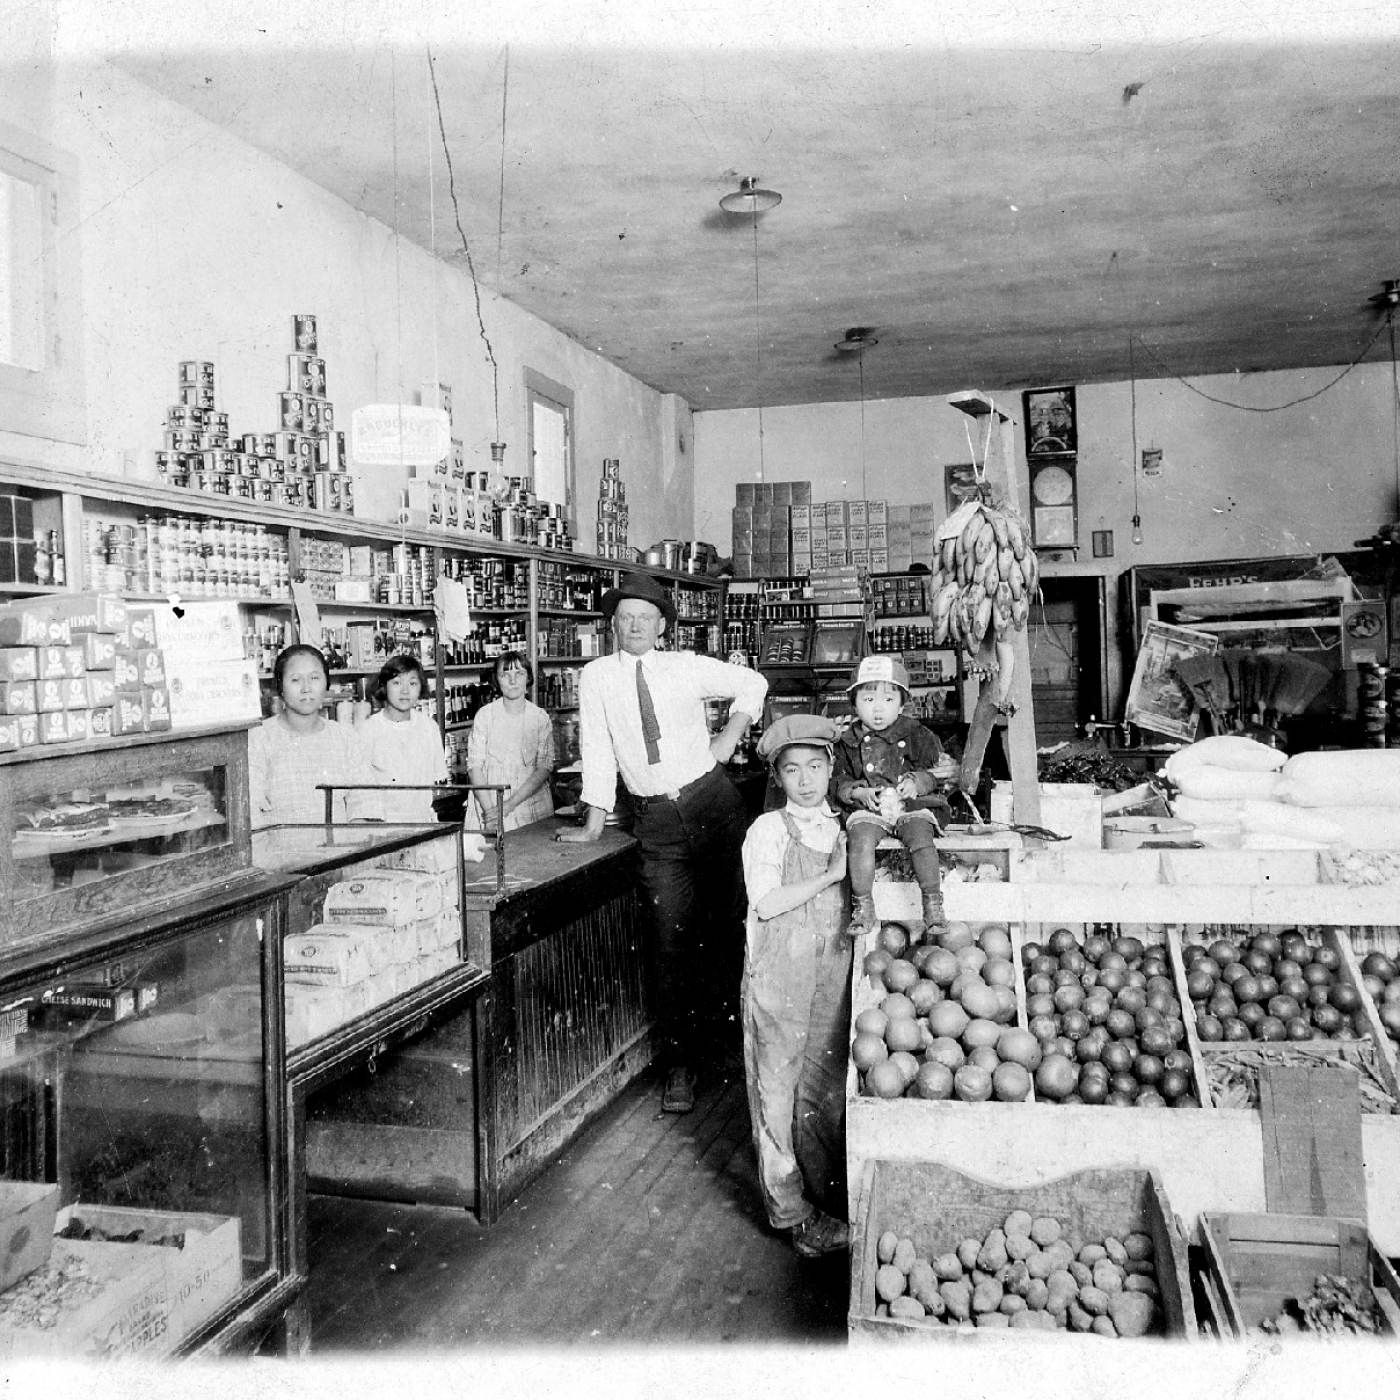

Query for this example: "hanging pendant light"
[835,328,878,500]
[719,174,782,483]
[719,175,782,215]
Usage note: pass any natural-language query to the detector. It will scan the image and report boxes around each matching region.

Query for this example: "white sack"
[1276,749,1400,808]
[1174,766,1282,802]
[1162,737,1288,783]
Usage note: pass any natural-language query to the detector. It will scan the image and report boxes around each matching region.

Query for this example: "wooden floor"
[303,1061,849,1350]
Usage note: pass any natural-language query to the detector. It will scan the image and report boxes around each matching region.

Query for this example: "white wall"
[0,57,690,547]
[694,364,1399,708]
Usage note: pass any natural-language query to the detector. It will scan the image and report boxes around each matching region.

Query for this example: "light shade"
[719,176,782,214]
[835,327,878,353]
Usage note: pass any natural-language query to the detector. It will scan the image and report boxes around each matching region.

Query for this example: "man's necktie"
[636,661,662,764]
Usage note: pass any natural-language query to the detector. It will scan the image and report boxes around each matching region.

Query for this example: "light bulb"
[1131,514,1143,546]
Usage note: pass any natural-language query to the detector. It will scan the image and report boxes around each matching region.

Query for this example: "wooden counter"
[306,820,647,1226]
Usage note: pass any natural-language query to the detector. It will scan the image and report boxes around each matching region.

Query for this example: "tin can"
[293,314,317,354]
[1359,663,1388,705]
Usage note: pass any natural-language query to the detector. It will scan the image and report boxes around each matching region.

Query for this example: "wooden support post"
[946,391,1040,827]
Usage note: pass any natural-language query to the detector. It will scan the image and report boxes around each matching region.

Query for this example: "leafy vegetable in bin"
[1259,1275,1384,1336]
[1038,745,1141,792]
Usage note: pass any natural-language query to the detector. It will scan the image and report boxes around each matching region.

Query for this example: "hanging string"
[496,46,510,287]
[425,57,440,401]
[390,50,408,550]
[858,350,867,500]
[750,210,767,482]
[1389,313,1400,511]
[427,45,501,442]
[1129,333,1141,524]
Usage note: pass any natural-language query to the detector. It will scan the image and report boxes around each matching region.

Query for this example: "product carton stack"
[732,481,811,578]
[596,458,631,561]
[0,593,170,749]
[284,862,462,1047]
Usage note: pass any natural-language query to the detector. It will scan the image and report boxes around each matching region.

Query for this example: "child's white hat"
[757,714,840,766]
[845,654,910,694]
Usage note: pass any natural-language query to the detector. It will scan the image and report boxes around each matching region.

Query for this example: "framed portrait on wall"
[943,462,981,516]
[1023,386,1077,457]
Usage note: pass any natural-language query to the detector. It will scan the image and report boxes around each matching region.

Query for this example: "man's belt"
[627,763,720,811]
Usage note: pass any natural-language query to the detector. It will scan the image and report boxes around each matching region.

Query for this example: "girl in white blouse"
[357,654,449,824]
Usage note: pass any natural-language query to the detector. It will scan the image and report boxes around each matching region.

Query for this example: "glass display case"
[0,878,293,1359]
[250,822,477,1062]
[0,727,254,951]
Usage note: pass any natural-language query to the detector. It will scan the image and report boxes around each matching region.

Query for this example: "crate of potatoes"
[848,1159,1194,1340]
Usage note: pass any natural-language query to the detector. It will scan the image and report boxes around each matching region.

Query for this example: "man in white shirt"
[558,571,768,1113]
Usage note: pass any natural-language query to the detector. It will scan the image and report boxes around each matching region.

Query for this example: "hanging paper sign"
[350,404,451,467]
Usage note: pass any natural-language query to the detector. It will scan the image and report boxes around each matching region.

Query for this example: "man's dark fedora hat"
[600,571,677,626]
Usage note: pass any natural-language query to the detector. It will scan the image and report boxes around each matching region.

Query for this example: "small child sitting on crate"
[741,714,852,1258]
[832,655,959,940]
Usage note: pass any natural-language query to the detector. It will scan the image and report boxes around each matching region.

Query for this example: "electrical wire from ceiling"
[1128,314,1391,414]
[748,206,768,483]
[427,44,501,443]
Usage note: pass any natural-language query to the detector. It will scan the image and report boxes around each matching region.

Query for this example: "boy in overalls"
[740,714,851,1258]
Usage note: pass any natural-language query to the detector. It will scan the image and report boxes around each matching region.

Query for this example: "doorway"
[1027,576,1109,745]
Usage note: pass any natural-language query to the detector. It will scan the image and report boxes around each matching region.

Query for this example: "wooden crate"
[1198,1212,1400,1338]
[848,1160,1195,1340]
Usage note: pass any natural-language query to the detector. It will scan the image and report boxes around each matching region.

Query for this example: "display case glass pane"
[0,905,273,1357]
[12,766,229,899]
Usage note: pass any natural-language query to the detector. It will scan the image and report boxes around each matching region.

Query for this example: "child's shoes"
[847,893,878,939]
[921,888,947,941]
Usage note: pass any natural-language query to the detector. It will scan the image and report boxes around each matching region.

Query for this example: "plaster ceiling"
[91,5,1400,411]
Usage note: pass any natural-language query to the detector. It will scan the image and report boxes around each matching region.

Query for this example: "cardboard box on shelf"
[867,500,888,525]
[848,500,869,526]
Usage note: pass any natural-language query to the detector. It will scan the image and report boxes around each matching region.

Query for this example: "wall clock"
[1028,456,1078,548]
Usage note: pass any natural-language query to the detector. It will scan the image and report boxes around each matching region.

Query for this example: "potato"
[1066,1301,1094,1332]
[972,1277,1005,1315]
[1123,1258,1156,1277]
[1068,1260,1093,1288]
[1030,1216,1062,1246]
[1123,1232,1154,1261]
[977,1229,1008,1273]
[875,1263,907,1303]
[889,1295,926,1321]
[999,1293,1027,1316]
[877,1230,899,1265]
[1103,1236,1128,1266]
[1078,1285,1110,1317]
[1091,1314,1119,1338]
[956,1238,982,1272]
[1005,1232,1039,1262]
[1108,1290,1157,1338]
[974,1312,1010,1328]
[933,1252,964,1281]
[908,1261,937,1299]
[1124,1274,1160,1298]
[1025,1249,1055,1280]
[1002,1260,1031,1297]
[1045,1269,1078,1315]
[1003,1209,1034,1238]
[1092,1260,1125,1293]
[1009,1309,1039,1329]
[892,1238,918,1273]
[1024,1278,1050,1311]
[1043,1240,1076,1274]
[1077,1242,1107,1267]
[940,1278,972,1321]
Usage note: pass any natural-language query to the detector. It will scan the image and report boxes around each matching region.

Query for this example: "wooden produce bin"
[853,853,1400,1255]
[848,1160,1194,1340]
[1197,1212,1400,1338]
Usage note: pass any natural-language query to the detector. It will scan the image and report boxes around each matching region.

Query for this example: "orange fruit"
[992,986,1018,1022]
[956,946,989,974]
[992,1061,1033,1102]
[863,949,892,988]
[883,958,921,993]
[983,957,1016,989]
[854,1008,889,1038]
[885,1016,923,1054]
[960,982,1002,1022]
[1034,1052,1078,1101]
[967,1043,1001,1073]
[940,922,976,953]
[889,1050,921,1086]
[996,1027,1043,1070]
[953,1064,994,1102]
[878,922,911,957]
[865,1060,907,1098]
[923,948,960,988]
[908,979,943,1015]
[924,1036,965,1071]
[979,925,1013,960]
[962,1017,1003,1049]
[852,1032,889,1071]
[913,1061,955,1100]
[927,1001,970,1039]
[881,991,917,1020]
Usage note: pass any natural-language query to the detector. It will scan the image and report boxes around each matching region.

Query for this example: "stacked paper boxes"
[0,594,170,750]
[283,855,463,1048]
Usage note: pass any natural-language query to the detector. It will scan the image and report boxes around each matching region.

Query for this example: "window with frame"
[526,369,574,530]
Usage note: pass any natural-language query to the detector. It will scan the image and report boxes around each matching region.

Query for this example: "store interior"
[3,0,1400,1383]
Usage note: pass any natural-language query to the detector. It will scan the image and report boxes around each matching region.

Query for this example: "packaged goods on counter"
[282,923,394,988]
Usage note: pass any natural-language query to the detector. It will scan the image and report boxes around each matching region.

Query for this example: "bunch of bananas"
[928,503,1039,654]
